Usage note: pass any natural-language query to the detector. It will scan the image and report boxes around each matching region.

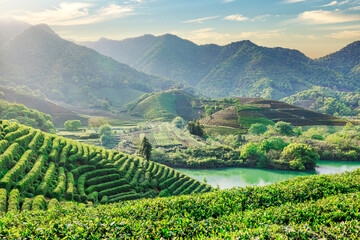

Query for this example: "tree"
[139,137,152,160]
[98,124,112,136]
[274,121,294,136]
[172,116,186,128]
[281,143,319,170]
[88,117,108,129]
[248,123,267,135]
[188,121,205,137]
[100,134,113,146]
[64,120,81,131]
[260,137,287,152]
[240,142,268,168]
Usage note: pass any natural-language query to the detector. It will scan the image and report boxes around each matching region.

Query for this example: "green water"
[176,160,360,189]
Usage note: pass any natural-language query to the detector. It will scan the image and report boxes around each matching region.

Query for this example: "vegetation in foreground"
[0,120,211,212]
[1,168,360,238]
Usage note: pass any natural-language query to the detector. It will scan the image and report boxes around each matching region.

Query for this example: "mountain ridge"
[82,34,356,99]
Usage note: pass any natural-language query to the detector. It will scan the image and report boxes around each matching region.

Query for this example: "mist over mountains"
[82,34,360,100]
[0,20,359,110]
[0,22,174,109]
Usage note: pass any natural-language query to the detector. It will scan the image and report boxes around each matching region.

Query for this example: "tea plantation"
[0,120,211,212]
[1,120,360,238]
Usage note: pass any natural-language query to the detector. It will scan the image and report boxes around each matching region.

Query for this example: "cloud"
[223,0,235,2]
[8,2,135,26]
[282,0,306,4]
[322,1,338,7]
[224,14,248,21]
[191,28,214,33]
[236,30,282,39]
[328,30,360,38]
[295,10,360,24]
[183,16,219,24]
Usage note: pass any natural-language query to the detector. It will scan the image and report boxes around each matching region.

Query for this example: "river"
[176,160,360,189]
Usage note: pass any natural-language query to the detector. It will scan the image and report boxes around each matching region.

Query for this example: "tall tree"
[139,136,152,161]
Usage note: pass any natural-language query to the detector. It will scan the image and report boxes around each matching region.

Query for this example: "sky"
[1,0,360,58]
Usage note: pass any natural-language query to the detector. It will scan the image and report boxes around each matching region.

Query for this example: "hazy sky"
[1,0,360,58]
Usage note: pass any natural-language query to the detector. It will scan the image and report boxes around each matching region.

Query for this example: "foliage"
[188,121,205,137]
[283,86,360,116]
[2,169,360,238]
[83,35,359,100]
[88,117,108,129]
[274,121,294,136]
[248,123,267,135]
[0,120,211,209]
[0,100,54,132]
[172,116,186,128]
[281,143,319,170]
[64,120,81,131]
[260,137,287,152]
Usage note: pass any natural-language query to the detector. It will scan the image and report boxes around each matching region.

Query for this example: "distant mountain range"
[0,23,174,110]
[83,35,360,99]
[0,19,358,114]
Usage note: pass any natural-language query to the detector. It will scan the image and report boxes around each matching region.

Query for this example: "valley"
[0,17,359,239]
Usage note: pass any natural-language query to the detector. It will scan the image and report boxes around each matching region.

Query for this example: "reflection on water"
[176,160,360,189]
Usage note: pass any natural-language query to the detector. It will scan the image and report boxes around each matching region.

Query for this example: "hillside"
[127,90,201,121]
[318,41,360,87]
[0,24,174,109]
[2,168,360,238]
[82,35,351,99]
[0,120,211,210]
[0,86,86,127]
[282,86,360,116]
[201,98,347,128]
[0,18,30,44]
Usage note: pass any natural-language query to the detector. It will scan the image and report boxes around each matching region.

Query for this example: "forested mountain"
[318,41,360,86]
[0,24,174,109]
[282,87,360,116]
[82,35,355,99]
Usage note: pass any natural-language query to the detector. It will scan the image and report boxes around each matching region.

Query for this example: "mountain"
[317,41,360,88]
[0,24,174,109]
[0,18,30,44]
[82,35,352,99]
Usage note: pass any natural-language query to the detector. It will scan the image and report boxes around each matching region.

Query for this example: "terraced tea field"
[117,122,205,154]
[0,120,211,213]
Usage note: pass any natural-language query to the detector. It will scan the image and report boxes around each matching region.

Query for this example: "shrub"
[260,137,287,152]
[36,162,56,196]
[248,123,268,135]
[274,121,294,136]
[17,155,46,192]
[48,198,60,211]
[0,188,6,213]
[21,198,32,211]
[53,167,66,200]
[7,189,20,212]
[32,195,46,211]
[65,172,75,201]
[64,120,81,131]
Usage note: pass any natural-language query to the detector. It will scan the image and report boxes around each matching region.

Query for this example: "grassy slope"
[0,120,211,211]
[130,90,199,121]
[1,168,360,238]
